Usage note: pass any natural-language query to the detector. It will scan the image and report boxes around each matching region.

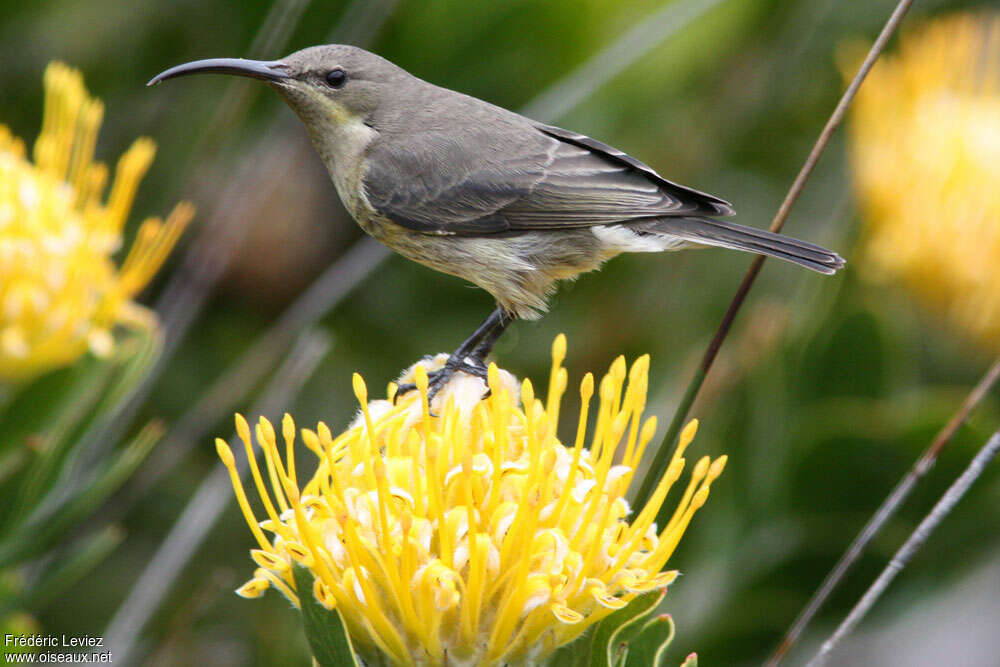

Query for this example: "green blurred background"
[2,0,998,664]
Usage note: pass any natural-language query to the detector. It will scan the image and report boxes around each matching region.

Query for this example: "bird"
[150,45,844,398]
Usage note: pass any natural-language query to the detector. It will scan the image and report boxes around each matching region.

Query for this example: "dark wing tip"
[534,122,736,217]
[708,200,737,217]
[801,248,847,274]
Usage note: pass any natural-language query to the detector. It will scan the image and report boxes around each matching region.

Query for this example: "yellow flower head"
[218,337,725,665]
[0,62,193,382]
[847,13,1000,348]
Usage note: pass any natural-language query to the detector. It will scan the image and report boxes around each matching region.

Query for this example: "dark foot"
[395,356,489,406]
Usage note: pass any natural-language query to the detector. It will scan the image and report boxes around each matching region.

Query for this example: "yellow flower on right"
[847,13,1000,348]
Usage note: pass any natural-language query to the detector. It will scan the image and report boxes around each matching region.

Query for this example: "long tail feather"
[637,216,845,274]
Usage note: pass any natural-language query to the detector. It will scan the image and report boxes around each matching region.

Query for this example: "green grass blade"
[0,525,124,617]
[0,422,160,569]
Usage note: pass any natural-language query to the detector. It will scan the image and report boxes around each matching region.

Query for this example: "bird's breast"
[305,116,378,218]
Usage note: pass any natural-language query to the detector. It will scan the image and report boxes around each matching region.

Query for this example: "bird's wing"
[530,123,734,218]
[362,121,733,236]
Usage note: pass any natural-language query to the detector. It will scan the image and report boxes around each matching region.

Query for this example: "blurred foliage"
[0,324,162,657]
[2,0,999,665]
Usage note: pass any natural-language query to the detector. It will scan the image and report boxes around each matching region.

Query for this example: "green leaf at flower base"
[292,565,360,667]
[679,652,698,667]
[549,626,596,667]
[622,613,675,667]
[549,588,668,667]
[593,588,667,667]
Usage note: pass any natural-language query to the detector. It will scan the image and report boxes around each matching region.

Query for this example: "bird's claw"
[394,356,490,407]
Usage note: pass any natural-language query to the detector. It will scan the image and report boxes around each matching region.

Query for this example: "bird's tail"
[635,216,845,274]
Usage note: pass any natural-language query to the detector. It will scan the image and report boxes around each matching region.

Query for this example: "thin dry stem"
[769,355,1000,665]
[807,428,1000,666]
[633,0,916,530]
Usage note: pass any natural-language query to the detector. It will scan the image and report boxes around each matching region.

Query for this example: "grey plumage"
[281,45,841,318]
[150,44,844,323]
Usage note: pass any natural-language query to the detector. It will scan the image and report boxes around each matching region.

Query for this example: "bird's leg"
[396,306,511,403]
[469,309,511,362]
[449,306,508,368]
[463,309,513,399]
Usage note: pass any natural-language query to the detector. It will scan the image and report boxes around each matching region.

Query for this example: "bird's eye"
[325,68,347,88]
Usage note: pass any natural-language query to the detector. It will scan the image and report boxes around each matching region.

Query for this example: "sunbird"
[151,45,844,397]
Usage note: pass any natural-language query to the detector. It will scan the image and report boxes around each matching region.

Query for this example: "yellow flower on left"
[0,62,193,383]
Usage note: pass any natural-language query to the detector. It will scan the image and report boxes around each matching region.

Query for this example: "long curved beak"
[147,58,290,86]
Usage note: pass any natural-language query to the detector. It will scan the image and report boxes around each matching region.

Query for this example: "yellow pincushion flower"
[0,62,193,382]
[848,13,1000,348]
[217,337,725,665]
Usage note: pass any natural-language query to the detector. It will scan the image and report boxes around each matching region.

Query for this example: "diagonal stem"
[768,355,1000,665]
[188,0,312,164]
[806,427,1000,666]
[632,0,916,517]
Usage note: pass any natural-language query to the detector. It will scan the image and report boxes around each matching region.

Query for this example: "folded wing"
[362,121,733,235]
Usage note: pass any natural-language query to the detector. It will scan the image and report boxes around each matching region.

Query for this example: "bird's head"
[149,44,408,131]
